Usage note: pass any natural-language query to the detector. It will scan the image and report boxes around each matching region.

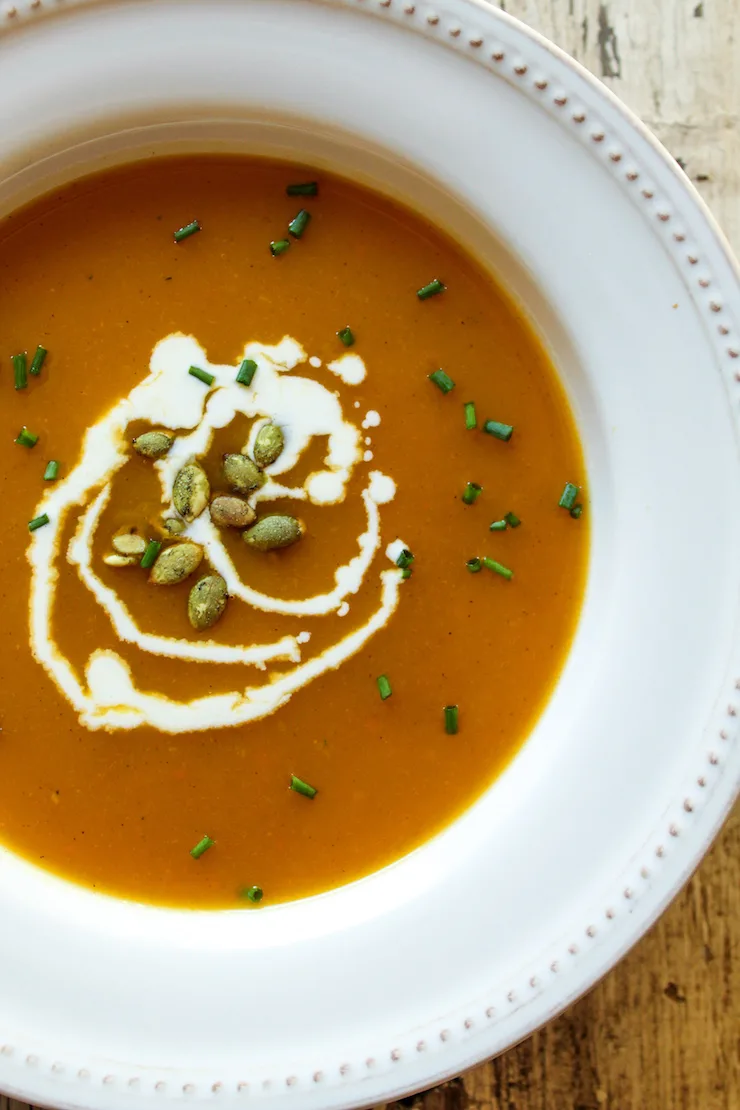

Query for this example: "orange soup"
[0,157,587,908]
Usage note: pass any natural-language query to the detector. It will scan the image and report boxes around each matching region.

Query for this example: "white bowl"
[1,2,739,1108]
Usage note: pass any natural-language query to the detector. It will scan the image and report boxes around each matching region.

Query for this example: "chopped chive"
[28,513,49,532]
[236,358,258,387]
[483,419,514,442]
[290,774,317,799]
[464,401,477,430]
[395,548,414,570]
[570,504,584,519]
[287,182,318,197]
[377,674,392,700]
[417,278,446,300]
[401,566,413,580]
[337,326,355,347]
[12,353,27,390]
[188,365,215,387]
[288,209,311,238]
[444,705,459,735]
[15,427,38,448]
[43,460,60,481]
[462,481,482,505]
[429,369,455,394]
[504,511,521,528]
[140,539,162,569]
[489,519,507,532]
[559,482,579,510]
[241,885,264,904]
[29,345,47,376]
[482,556,513,580]
[190,835,214,859]
[174,220,201,243]
[466,557,482,573]
[270,238,291,256]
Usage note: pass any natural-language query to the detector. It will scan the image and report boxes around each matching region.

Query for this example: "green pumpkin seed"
[223,453,266,495]
[132,431,174,459]
[244,514,302,552]
[150,542,204,585]
[163,517,186,536]
[188,575,228,630]
[210,495,256,529]
[172,463,210,522]
[103,553,137,567]
[112,533,147,557]
[253,423,284,467]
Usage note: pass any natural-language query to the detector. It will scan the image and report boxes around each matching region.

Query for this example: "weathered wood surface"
[2,4,738,1110]
[497,0,740,253]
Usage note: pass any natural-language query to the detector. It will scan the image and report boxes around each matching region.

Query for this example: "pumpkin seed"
[244,514,302,551]
[188,575,228,630]
[210,495,256,529]
[172,463,210,521]
[150,542,204,585]
[253,423,284,467]
[223,453,266,495]
[132,431,174,459]
[112,532,147,557]
[163,517,186,536]
[103,553,137,567]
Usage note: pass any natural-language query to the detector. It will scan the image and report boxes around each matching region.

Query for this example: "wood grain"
[1,3,738,1110]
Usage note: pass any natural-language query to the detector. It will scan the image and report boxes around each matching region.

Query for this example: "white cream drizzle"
[27,334,402,734]
[326,352,366,385]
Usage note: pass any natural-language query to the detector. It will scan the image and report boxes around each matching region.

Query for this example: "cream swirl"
[27,334,403,734]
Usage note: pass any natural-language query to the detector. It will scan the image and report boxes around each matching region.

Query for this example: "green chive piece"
[504,511,521,528]
[559,482,579,510]
[482,556,513,580]
[377,674,392,700]
[140,539,162,570]
[489,519,507,532]
[174,220,201,243]
[466,557,482,574]
[287,182,318,197]
[28,513,50,532]
[30,345,47,376]
[43,461,60,481]
[417,278,446,300]
[288,209,311,238]
[483,420,514,442]
[429,369,455,394]
[290,774,317,799]
[570,504,584,519]
[241,885,264,904]
[337,326,355,347]
[444,705,459,735]
[236,359,258,387]
[462,481,482,505]
[401,566,413,580]
[188,365,215,387]
[190,835,214,859]
[15,427,38,448]
[464,401,477,430]
[395,548,414,570]
[12,353,27,390]
[270,238,291,256]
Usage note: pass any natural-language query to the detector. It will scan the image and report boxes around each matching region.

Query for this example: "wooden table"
[2,4,738,1110]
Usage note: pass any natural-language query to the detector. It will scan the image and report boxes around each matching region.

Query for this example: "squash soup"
[0,157,587,908]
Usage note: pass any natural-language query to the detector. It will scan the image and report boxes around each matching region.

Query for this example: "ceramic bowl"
[1,2,739,1109]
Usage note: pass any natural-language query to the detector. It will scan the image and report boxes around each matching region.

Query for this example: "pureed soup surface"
[0,156,587,908]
